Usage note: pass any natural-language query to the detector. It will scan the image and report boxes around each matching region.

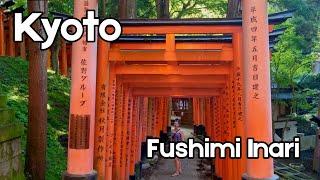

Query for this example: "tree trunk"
[281,85,295,141]
[25,1,48,179]
[227,0,241,18]
[99,0,107,17]
[126,0,136,19]
[119,0,127,18]
[50,35,60,74]
[156,0,170,19]
[119,0,136,19]
[273,87,281,139]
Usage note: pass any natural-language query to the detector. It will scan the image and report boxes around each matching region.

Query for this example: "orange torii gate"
[0,2,26,59]
[63,0,292,180]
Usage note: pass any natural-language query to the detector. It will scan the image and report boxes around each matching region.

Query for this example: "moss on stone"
[0,108,15,126]
[0,95,7,108]
[0,123,24,143]
[0,162,25,180]
[0,94,23,140]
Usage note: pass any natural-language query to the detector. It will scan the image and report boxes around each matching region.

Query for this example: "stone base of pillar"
[129,175,135,180]
[63,171,97,180]
[242,174,279,180]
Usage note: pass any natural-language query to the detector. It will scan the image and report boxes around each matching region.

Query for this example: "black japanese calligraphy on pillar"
[79,0,89,107]
[106,78,116,167]
[249,5,260,100]
[96,83,107,162]
[231,79,236,129]
[235,67,243,122]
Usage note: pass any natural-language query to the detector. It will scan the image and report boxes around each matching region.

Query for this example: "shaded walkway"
[144,127,212,180]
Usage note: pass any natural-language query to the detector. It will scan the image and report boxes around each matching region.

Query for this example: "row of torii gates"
[63,0,292,180]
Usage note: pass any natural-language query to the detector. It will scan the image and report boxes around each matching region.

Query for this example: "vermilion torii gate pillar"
[242,0,278,179]
[64,0,98,179]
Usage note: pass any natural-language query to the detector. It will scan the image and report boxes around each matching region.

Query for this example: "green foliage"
[271,27,316,114]
[269,0,320,53]
[170,0,227,18]
[12,0,26,9]
[299,74,320,90]
[294,115,317,135]
[137,0,157,18]
[46,124,67,180]
[270,0,319,117]
[0,57,70,179]
[294,89,319,114]
[9,0,73,16]
[105,0,120,18]
[297,75,320,115]
[48,0,73,15]
[271,27,315,88]
[105,0,228,19]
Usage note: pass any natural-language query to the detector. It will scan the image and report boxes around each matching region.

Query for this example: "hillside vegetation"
[0,57,69,179]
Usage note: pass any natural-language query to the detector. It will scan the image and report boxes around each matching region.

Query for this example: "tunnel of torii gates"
[63,1,293,180]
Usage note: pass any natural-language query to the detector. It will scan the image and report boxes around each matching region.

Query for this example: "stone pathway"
[144,127,212,180]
